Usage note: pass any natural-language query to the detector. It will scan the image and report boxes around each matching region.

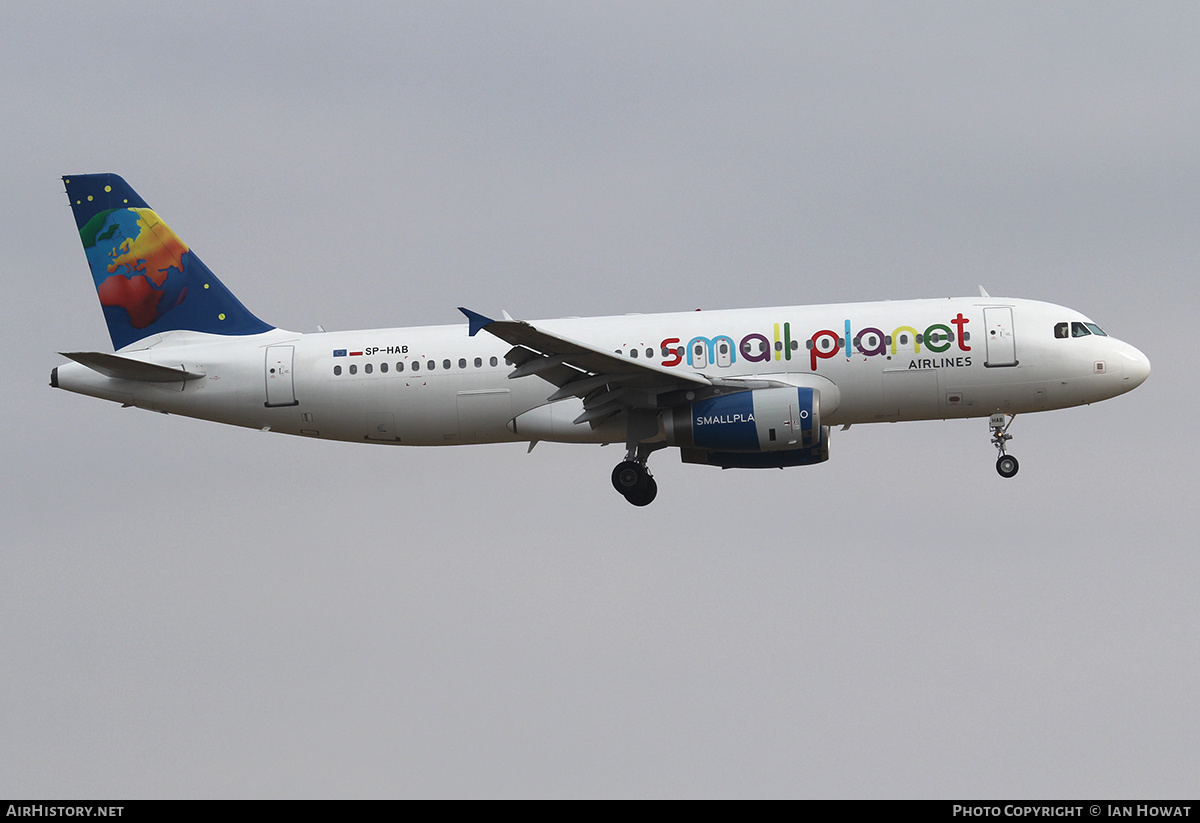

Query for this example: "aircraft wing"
[460,307,712,424]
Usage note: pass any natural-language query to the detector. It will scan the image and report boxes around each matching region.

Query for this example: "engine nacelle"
[665,387,830,469]
[678,428,829,468]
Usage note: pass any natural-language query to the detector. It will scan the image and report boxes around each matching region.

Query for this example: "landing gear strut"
[612,442,665,506]
[990,413,1019,478]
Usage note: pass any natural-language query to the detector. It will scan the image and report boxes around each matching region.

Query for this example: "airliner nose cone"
[1123,344,1150,389]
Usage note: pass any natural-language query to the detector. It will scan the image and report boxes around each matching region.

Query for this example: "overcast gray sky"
[2,1,1196,798]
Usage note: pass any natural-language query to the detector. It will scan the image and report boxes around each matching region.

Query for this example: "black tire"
[612,460,646,493]
[996,455,1019,478]
[624,477,658,507]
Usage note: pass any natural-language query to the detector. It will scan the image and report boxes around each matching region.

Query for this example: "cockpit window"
[1057,320,1109,339]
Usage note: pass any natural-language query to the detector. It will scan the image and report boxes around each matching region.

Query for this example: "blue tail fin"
[63,174,273,350]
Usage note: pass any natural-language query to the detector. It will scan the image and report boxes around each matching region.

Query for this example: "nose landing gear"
[990,413,1019,478]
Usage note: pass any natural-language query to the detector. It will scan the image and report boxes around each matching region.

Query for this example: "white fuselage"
[54,297,1150,448]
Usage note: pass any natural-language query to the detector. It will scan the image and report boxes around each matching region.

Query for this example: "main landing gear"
[612,443,665,506]
[990,413,1019,478]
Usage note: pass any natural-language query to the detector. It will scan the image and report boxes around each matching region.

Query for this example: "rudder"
[63,174,273,350]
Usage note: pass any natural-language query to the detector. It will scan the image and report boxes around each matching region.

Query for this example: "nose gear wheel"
[990,413,1019,478]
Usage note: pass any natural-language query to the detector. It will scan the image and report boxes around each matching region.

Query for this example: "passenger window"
[349,364,357,375]
[646,348,653,358]
[380,362,388,373]
[459,358,467,369]
[1072,322,1091,338]
[364,363,373,374]
[428,360,435,370]
[630,348,638,358]
[333,365,342,376]
[396,361,404,372]
[490,356,498,367]
[443,359,451,370]
[411,361,419,372]
[474,357,482,368]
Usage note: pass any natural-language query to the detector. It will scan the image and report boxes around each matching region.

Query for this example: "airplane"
[52,173,1151,506]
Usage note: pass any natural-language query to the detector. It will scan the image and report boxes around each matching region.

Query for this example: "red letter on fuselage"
[809,330,842,371]
[952,313,971,351]
[660,338,682,367]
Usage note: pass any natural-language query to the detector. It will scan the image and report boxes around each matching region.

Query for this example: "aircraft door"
[882,368,940,420]
[264,345,299,407]
[983,307,1017,367]
[457,389,514,442]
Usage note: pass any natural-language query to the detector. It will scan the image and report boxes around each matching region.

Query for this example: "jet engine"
[664,386,830,468]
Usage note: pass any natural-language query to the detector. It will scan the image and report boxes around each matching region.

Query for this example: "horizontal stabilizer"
[59,351,204,383]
